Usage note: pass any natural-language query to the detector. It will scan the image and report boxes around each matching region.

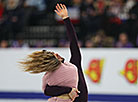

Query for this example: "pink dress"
[42,62,78,102]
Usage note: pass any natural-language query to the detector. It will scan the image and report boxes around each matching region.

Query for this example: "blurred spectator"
[73,0,82,7]
[95,0,106,14]
[84,40,94,48]
[0,0,4,41]
[1,0,138,48]
[0,40,8,48]
[25,0,46,11]
[126,0,138,45]
[115,32,134,48]
[102,36,114,47]
[35,40,44,48]
[107,0,124,17]
[80,0,96,40]
[80,0,104,41]
[1,0,25,40]
[11,39,29,48]
[104,0,124,39]
[121,0,136,21]
[129,0,138,19]
[90,30,106,47]
[0,0,4,20]
[86,29,115,47]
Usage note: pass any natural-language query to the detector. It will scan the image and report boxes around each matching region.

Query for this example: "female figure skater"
[43,4,88,102]
[20,3,88,102]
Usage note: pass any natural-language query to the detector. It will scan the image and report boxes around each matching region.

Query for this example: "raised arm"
[55,4,88,102]
[55,4,81,66]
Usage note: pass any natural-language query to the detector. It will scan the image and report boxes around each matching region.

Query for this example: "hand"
[69,88,80,101]
[54,4,69,20]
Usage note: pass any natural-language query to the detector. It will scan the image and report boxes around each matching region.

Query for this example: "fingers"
[55,4,66,11]
[73,88,80,93]
[76,89,80,93]
[69,88,80,100]
[54,10,60,15]
[60,4,64,9]
[54,3,68,19]
[69,90,79,101]
[57,4,62,10]
[56,4,61,12]
[63,4,66,10]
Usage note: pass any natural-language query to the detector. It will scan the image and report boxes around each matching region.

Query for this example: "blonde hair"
[19,50,61,74]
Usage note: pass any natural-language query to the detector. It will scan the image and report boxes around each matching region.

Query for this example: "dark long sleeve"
[44,84,72,96]
[63,17,81,66]
[64,17,88,102]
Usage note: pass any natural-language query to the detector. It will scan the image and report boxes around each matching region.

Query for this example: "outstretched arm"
[55,4,81,66]
[55,4,88,102]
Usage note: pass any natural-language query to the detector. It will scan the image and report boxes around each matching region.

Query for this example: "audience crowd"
[0,0,138,48]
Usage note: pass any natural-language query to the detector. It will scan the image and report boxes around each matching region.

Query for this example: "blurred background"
[0,0,138,48]
[0,0,138,102]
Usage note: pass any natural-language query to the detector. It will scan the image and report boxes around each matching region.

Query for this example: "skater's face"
[54,53,64,63]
